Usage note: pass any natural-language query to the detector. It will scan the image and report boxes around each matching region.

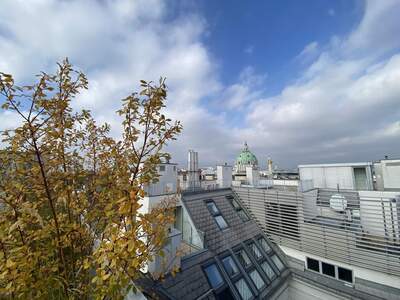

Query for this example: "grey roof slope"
[158,188,291,300]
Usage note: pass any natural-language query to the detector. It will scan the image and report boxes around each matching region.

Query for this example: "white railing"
[233,186,400,277]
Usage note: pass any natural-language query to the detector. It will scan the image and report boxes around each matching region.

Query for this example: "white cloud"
[0,0,222,165]
[343,0,400,57]
[220,66,266,110]
[244,12,400,166]
[296,41,320,65]
[1,0,400,168]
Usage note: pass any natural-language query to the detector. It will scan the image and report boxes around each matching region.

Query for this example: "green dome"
[236,142,258,166]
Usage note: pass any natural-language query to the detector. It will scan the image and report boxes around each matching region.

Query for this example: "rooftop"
[143,189,290,299]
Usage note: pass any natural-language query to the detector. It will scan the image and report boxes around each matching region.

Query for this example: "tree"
[0,59,182,299]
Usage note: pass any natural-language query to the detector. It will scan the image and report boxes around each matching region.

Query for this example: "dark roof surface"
[157,188,291,300]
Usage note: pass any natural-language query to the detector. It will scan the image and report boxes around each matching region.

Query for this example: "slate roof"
[146,188,291,300]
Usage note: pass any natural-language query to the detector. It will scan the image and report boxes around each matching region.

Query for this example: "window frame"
[248,268,267,291]
[220,254,240,279]
[270,254,285,273]
[203,262,225,290]
[217,250,257,300]
[259,259,277,281]
[255,236,272,255]
[206,200,220,216]
[226,194,250,222]
[233,277,255,300]
[306,257,320,273]
[234,248,253,270]
[205,200,229,230]
[234,243,271,295]
[338,266,353,284]
[246,241,263,261]
[305,257,354,284]
[321,262,335,278]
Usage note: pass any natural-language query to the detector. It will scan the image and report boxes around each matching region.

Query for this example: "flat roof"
[298,162,373,168]
[298,162,372,168]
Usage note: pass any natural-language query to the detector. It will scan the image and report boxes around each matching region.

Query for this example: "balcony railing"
[233,186,400,277]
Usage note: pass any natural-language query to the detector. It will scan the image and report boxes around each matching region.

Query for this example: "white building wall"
[217,165,232,188]
[187,150,200,190]
[381,160,400,190]
[144,163,177,196]
[246,166,259,186]
[302,166,354,189]
[299,163,374,190]
[279,245,400,289]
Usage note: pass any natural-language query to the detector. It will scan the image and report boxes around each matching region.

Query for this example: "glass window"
[261,261,275,280]
[222,256,239,277]
[206,202,220,215]
[204,264,224,288]
[215,215,229,229]
[235,278,252,300]
[159,165,165,171]
[249,269,265,290]
[322,262,335,277]
[258,238,271,253]
[338,267,353,283]
[271,255,285,272]
[236,249,251,268]
[307,258,320,273]
[249,243,262,259]
[238,209,250,221]
[231,199,241,209]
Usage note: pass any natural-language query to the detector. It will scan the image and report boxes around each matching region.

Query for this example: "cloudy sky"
[1,0,399,169]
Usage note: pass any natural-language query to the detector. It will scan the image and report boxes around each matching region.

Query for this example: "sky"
[0,0,400,169]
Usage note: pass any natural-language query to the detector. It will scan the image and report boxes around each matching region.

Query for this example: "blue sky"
[0,0,400,169]
[199,0,362,90]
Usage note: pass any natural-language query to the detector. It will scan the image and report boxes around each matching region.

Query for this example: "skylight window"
[215,215,229,229]
[258,238,271,253]
[237,210,250,222]
[226,195,249,222]
[204,264,224,288]
[249,243,262,259]
[206,201,220,215]
[271,255,285,272]
[234,278,252,300]
[205,200,229,230]
[236,249,251,268]
[222,256,239,277]
[249,269,265,290]
[261,261,276,280]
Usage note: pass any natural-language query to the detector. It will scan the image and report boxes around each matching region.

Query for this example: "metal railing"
[233,186,400,277]
[180,225,205,257]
